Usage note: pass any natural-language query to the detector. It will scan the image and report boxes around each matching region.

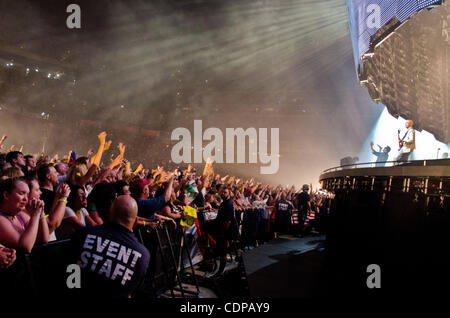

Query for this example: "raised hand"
[56,183,71,200]
[98,131,107,144]
[103,140,112,151]
[118,142,126,155]
[133,163,143,175]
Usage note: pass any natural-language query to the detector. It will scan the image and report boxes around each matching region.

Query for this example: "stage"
[242,235,327,298]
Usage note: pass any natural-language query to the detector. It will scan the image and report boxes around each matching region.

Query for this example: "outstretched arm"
[0,134,6,149]
[90,131,107,167]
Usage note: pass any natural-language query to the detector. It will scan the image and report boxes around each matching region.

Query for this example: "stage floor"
[243,234,327,298]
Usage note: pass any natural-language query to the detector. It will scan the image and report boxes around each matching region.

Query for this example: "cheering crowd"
[0,131,332,297]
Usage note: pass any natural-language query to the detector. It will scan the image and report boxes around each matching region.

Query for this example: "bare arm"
[77,164,98,187]
[0,200,44,253]
[37,210,50,244]
[47,184,71,233]
[164,176,174,203]
[90,132,107,167]
[160,205,182,219]
[84,214,97,227]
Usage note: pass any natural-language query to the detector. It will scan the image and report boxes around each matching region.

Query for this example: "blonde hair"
[0,167,25,181]
[67,163,88,185]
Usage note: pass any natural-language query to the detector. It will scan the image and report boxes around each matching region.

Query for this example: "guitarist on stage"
[396,119,416,163]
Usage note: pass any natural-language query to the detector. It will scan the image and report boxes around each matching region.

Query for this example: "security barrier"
[0,205,282,298]
[0,221,200,299]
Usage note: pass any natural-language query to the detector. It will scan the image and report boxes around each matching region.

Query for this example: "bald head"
[109,195,138,231]
[406,120,414,129]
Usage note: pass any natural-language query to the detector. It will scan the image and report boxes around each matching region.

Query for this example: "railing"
[321,159,444,174]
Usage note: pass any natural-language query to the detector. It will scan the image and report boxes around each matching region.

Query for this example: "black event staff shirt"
[296,192,310,212]
[70,222,150,298]
[275,200,293,214]
[215,198,235,239]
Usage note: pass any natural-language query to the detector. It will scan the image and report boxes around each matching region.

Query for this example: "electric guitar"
[398,129,404,151]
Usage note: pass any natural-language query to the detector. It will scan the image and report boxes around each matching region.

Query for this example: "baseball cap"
[130,178,151,194]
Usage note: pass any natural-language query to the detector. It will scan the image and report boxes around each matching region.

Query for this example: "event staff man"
[70,195,150,298]
[396,120,416,163]
[213,187,236,277]
[295,184,311,237]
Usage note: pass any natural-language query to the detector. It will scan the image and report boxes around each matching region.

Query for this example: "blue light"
[359,108,450,163]
[417,0,441,9]
[347,0,442,69]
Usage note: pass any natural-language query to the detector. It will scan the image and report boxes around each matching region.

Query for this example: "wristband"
[40,214,49,220]
[58,199,68,204]
[143,221,146,227]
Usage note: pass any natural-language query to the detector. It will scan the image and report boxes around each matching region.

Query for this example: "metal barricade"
[135,221,200,298]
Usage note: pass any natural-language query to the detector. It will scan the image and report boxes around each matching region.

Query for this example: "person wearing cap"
[130,176,174,220]
[294,184,311,237]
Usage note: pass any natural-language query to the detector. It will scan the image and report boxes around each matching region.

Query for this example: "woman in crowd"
[0,177,48,253]
[56,185,97,239]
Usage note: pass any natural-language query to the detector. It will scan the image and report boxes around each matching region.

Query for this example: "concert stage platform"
[320,159,450,195]
[319,159,450,296]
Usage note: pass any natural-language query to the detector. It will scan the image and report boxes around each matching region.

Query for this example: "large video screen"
[346,0,441,68]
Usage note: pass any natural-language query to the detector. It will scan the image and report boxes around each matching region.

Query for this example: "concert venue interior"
[0,0,449,303]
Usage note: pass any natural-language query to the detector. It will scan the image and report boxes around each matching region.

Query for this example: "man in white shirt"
[396,120,416,163]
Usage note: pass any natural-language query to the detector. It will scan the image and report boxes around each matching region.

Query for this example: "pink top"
[0,212,26,233]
